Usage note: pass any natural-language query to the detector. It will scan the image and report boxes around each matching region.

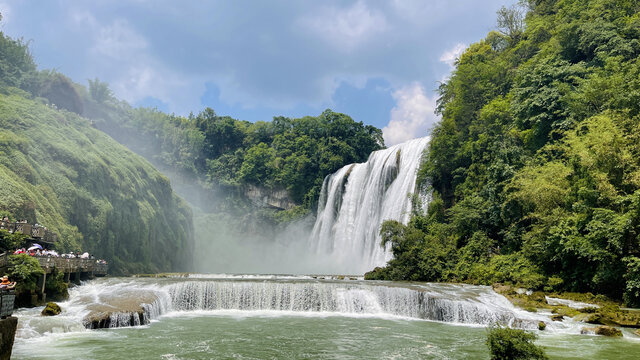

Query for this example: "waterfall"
[15,278,554,335]
[310,137,430,274]
[160,280,530,327]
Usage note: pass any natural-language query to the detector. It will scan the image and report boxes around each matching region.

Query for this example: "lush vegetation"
[486,326,547,360]
[8,254,43,292]
[89,98,383,212]
[0,229,26,253]
[366,0,640,306]
[0,25,194,275]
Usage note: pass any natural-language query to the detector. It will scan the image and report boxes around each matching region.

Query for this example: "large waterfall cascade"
[310,137,431,274]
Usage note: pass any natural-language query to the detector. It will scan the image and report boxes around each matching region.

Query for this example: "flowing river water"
[11,275,640,359]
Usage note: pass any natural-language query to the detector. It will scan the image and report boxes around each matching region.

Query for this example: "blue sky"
[0,0,515,145]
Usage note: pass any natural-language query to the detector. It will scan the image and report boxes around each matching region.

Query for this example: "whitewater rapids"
[15,276,580,337]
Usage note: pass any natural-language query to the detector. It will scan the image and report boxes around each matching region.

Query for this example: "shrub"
[0,229,26,253]
[486,325,547,360]
[623,257,640,307]
[8,253,44,292]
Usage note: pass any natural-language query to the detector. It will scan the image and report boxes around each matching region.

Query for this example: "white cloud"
[68,10,197,113]
[299,0,388,51]
[439,43,466,67]
[0,1,12,25]
[92,19,148,59]
[382,82,439,146]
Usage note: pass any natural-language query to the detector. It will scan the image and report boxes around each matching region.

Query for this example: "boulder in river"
[551,314,564,321]
[41,302,61,316]
[581,325,622,337]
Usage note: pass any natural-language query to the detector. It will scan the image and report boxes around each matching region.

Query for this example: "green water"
[13,312,640,359]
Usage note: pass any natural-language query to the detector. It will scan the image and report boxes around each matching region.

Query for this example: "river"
[11,275,640,359]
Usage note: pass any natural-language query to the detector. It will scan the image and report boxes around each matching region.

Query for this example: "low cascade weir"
[310,137,430,274]
[162,280,529,327]
[13,277,548,332]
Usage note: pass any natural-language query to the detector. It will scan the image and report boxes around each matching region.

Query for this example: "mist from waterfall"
[310,137,430,274]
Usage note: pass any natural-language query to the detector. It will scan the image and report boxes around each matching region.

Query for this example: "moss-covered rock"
[594,326,623,337]
[493,283,640,329]
[581,326,623,337]
[538,321,546,331]
[41,302,61,316]
[551,314,564,322]
[551,306,580,318]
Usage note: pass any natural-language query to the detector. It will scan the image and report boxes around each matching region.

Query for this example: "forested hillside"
[87,93,384,213]
[0,27,193,274]
[367,0,640,306]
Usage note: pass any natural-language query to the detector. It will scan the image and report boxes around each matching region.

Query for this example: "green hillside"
[0,30,193,275]
[367,0,640,306]
[88,98,384,213]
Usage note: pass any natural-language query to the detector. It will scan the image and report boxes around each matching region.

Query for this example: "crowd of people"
[2,215,108,267]
[12,247,101,260]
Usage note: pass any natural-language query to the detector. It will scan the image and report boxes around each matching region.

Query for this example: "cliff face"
[0,91,194,274]
[244,185,297,210]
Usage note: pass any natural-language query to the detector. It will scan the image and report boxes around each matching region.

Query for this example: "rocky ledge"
[493,283,640,337]
[83,290,158,329]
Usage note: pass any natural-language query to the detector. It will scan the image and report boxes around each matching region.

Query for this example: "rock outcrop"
[0,317,17,360]
[83,290,158,329]
[41,302,61,316]
[244,185,296,210]
[581,325,623,337]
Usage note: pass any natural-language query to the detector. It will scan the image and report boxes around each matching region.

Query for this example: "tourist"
[0,276,16,290]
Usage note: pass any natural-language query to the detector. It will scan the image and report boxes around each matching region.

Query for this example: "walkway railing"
[36,257,108,275]
[0,220,57,243]
[0,290,15,318]
[0,253,108,276]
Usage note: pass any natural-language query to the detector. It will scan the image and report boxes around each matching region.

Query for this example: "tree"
[486,326,547,360]
[88,78,115,104]
[9,254,44,292]
[496,3,527,44]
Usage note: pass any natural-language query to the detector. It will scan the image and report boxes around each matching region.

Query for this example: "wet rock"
[551,314,564,321]
[634,329,640,337]
[538,321,546,331]
[595,326,622,337]
[0,317,18,360]
[83,290,158,329]
[41,302,61,316]
[85,310,146,329]
[585,313,602,324]
[573,312,602,324]
[581,326,622,337]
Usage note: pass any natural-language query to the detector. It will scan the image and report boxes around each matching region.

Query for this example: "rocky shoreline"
[493,283,640,337]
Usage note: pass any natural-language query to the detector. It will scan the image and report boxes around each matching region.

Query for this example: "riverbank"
[493,283,640,336]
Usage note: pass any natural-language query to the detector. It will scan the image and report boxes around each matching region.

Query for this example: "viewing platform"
[0,253,108,278]
[0,220,58,244]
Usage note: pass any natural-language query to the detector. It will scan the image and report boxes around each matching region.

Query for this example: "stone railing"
[0,221,57,243]
[0,253,108,276]
[36,257,108,275]
[0,290,15,319]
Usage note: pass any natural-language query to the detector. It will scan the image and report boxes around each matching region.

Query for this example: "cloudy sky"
[0,0,515,145]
